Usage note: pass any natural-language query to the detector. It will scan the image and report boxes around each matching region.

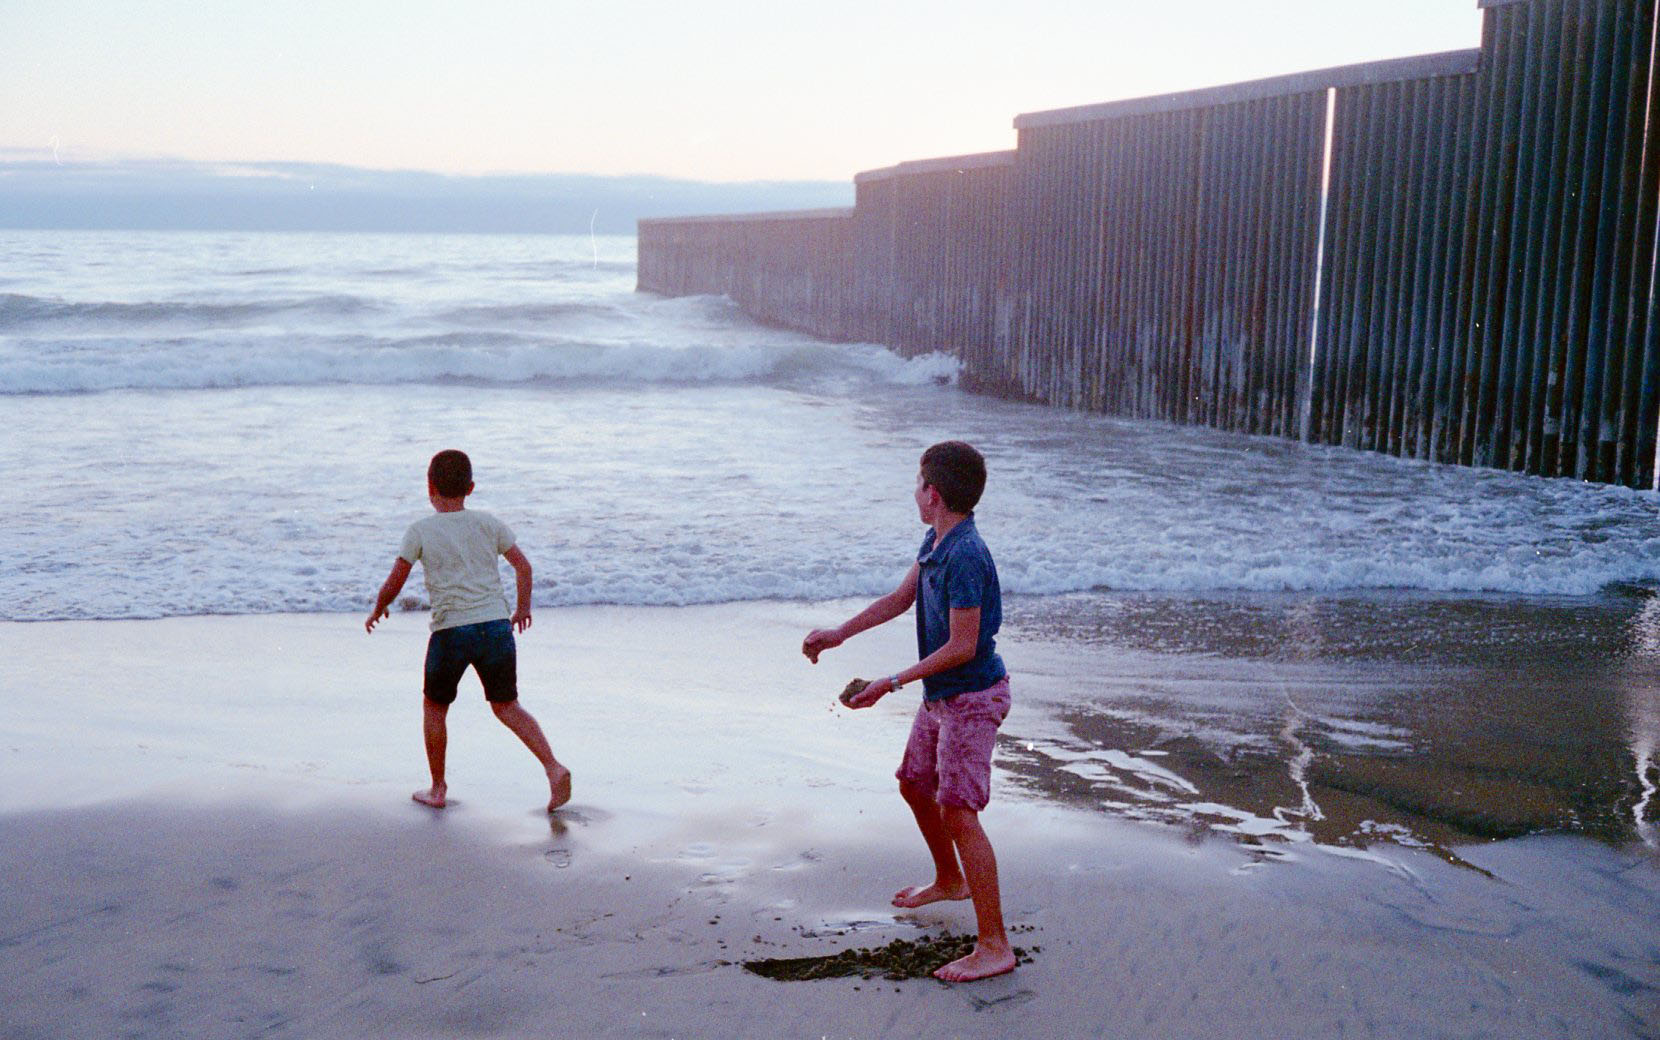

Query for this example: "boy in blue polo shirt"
[802,440,1014,982]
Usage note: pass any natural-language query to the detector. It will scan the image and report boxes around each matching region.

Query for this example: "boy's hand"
[802,628,844,663]
[365,606,389,633]
[512,608,533,633]
[846,675,893,709]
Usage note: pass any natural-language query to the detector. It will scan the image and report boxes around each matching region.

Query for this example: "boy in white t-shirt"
[366,449,572,812]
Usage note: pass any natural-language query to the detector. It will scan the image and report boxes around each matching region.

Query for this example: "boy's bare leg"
[490,700,573,811]
[414,698,449,808]
[892,778,970,908]
[933,806,1016,982]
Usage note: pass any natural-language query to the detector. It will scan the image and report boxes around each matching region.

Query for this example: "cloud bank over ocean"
[0,156,851,234]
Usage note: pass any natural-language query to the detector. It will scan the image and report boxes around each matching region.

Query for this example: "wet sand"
[2,598,1657,1038]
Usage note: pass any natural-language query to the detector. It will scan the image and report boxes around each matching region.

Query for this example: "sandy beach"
[3,599,1657,1039]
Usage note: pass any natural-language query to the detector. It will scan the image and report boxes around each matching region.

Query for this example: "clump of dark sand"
[743,934,1036,981]
[839,678,869,707]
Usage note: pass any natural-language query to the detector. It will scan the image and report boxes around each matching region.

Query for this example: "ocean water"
[3,228,1660,623]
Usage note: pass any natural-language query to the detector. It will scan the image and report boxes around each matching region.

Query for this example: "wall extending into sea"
[638,0,1660,489]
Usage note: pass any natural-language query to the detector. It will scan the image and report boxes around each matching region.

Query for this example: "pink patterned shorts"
[895,676,1011,811]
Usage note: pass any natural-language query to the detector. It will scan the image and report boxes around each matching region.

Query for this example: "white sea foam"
[0,274,957,394]
[1,229,1656,621]
[0,330,958,394]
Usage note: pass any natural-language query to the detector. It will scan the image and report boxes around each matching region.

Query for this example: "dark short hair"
[920,441,986,514]
[428,449,473,498]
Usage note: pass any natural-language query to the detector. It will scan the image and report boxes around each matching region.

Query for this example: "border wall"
[638,0,1660,489]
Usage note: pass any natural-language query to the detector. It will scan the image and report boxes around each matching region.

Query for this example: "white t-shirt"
[398,509,516,631]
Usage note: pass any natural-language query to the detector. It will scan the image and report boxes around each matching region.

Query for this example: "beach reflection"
[999,590,1660,864]
[1624,596,1660,849]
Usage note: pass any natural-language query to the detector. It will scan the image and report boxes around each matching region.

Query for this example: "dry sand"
[2,602,1657,1039]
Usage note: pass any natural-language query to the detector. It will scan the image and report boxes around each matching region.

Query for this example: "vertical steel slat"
[1133,114,1157,417]
[1035,129,1056,401]
[1072,124,1091,407]
[1385,77,1418,456]
[1617,0,1660,486]
[1239,101,1267,431]
[1102,119,1127,413]
[1193,107,1217,426]
[1580,0,1641,481]
[1276,92,1310,437]
[1180,109,1204,423]
[1235,102,1262,432]
[1291,92,1326,441]
[1494,1,1553,471]
[1390,78,1427,458]
[1021,133,1043,397]
[1540,0,1591,474]
[1346,83,1379,449]
[1156,112,1184,420]
[1402,78,1437,459]
[1178,109,1204,424]
[1341,84,1373,449]
[1469,4,1525,467]
[1004,146,1024,392]
[1376,80,1406,456]
[1316,87,1356,445]
[1452,10,1502,463]
[1637,89,1660,488]
[1286,92,1308,439]
[1034,131,1051,400]
[1076,124,1093,408]
[1425,74,1464,459]
[1413,79,1450,459]
[1217,102,1242,428]
[1137,115,1158,418]
[1520,2,1577,473]
[1206,105,1227,428]
[1227,102,1255,430]
[1114,119,1135,414]
[1073,128,1093,408]
[1069,126,1083,405]
[1036,129,1052,399]
[1088,121,1110,412]
[1120,116,1147,416]
[1444,73,1480,463]
[1260,96,1289,436]
[1127,116,1154,417]
[1354,84,1388,451]
[1262,96,1289,437]
[1253,98,1282,434]
[1228,101,1252,430]
[1558,0,1615,476]
[1166,115,1188,421]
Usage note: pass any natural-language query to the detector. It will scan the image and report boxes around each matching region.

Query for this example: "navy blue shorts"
[423,619,518,704]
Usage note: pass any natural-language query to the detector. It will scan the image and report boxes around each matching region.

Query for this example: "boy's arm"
[802,564,920,663]
[845,606,979,708]
[504,545,533,633]
[366,558,413,633]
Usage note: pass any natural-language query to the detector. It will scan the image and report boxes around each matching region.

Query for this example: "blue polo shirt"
[914,515,1006,701]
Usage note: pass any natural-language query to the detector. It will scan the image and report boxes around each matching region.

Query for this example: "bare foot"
[892,881,970,908]
[934,943,1017,982]
[412,784,447,809]
[547,765,572,812]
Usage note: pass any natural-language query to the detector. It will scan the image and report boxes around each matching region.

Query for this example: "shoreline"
[3,600,1657,1037]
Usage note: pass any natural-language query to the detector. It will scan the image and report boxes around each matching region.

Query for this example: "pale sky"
[2,1,1485,183]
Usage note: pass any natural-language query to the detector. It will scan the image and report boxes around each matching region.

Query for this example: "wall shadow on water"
[998,589,1660,869]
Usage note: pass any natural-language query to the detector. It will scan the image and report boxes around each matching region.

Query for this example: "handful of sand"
[839,678,869,707]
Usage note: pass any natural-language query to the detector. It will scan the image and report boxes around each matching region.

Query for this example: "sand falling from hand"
[741,934,1037,982]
